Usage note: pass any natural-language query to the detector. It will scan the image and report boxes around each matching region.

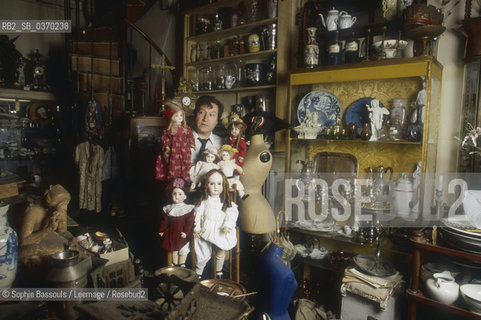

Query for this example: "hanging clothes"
[75,141,104,212]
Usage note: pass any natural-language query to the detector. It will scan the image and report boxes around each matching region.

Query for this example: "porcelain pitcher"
[320,8,346,31]
[425,271,459,305]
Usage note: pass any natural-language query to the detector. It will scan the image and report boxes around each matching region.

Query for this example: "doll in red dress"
[158,178,194,267]
[225,112,247,168]
[155,103,195,182]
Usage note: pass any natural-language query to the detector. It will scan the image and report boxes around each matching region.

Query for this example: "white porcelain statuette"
[294,109,322,139]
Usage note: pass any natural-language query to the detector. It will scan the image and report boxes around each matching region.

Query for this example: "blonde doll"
[155,104,195,182]
[190,148,219,190]
[193,169,238,278]
[158,178,195,267]
[217,145,248,200]
[225,112,247,167]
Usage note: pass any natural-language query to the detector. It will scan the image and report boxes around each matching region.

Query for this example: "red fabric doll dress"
[155,126,195,182]
[158,203,195,252]
[227,135,247,167]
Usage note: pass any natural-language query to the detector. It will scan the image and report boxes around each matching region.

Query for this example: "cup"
[225,75,237,89]
[339,14,357,29]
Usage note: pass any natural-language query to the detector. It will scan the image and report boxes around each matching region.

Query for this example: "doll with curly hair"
[193,169,238,278]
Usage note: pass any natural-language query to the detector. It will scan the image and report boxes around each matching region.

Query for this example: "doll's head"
[166,178,189,203]
[202,148,219,163]
[172,187,187,204]
[165,101,187,130]
[218,145,237,161]
[198,169,231,210]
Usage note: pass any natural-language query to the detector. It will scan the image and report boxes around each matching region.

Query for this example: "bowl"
[94,231,109,243]
[372,40,408,59]
[50,250,79,267]
[460,284,481,314]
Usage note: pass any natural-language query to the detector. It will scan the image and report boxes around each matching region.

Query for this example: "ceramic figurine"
[225,113,248,167]
[217,145,248,200]
[367,99,390,141]
[193,169,239,278]
[158,178,195,267]
[155,102,195,182]
[293,109,321,139]
[190,148,219,190]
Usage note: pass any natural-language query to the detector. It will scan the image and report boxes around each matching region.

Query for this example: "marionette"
[190,148,219,190]
[225,112,247,167]
[155,102,195,182]
[217,145,248,200]
[193,169,238,278]
[158,178,195,267]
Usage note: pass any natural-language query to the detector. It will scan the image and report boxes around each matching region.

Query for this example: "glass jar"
[390,98,409,128]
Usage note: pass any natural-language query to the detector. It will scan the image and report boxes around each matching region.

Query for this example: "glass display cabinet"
[286,56,443,217]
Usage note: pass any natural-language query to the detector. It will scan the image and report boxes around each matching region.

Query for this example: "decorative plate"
[27,102,53,126]
[346,98,385,135]
[297,90,342,129]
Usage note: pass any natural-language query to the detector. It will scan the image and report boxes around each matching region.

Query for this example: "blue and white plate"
[346,98,385,135]
[297,90,342,129]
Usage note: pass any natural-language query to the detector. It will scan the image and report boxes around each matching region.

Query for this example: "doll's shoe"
[241,194,249,200]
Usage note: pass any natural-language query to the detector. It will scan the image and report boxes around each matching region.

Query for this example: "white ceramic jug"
[425,271,459,305]
[391,173,415,216]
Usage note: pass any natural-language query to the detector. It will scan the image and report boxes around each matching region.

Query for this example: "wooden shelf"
[407,289,481,320]
[194,84,275,94]
[187,17,278,41]
[410,238,481,264]
[408,237,481,319]
[186,49,277,67]
[289,137,422,145]
[0,88,55,101]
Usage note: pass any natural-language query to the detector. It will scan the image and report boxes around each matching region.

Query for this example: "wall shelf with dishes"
[182,0,296,150]
[407,230,481,319]
[0,89,64,187]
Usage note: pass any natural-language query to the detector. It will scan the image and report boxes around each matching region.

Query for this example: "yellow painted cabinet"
[286,56,443,212]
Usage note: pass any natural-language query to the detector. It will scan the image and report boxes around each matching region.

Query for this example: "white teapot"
[339,12,357,29]
[319,8,346,32]
[425,271,459,305]
[391,173,415,216]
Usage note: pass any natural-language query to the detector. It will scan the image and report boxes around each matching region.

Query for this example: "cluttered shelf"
[407,289,481,320]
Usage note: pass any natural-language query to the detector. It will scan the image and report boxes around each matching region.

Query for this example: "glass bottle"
[304,27,319,68]
[360,123,372,140]
[345,32,359,64]
[328,30,342,66]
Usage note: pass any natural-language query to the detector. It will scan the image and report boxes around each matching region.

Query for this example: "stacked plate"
[439,216,481,254]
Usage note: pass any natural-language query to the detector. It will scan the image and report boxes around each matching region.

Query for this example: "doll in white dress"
[217,145,248,200]
[193,169,239,278]
[190,148,219,190]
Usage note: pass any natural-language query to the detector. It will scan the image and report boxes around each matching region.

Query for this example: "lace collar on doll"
[163,203,194,216]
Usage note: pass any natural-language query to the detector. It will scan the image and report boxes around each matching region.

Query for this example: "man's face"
[195,103,218,137]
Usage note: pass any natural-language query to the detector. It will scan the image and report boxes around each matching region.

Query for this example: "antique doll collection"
[155,105,248,277]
